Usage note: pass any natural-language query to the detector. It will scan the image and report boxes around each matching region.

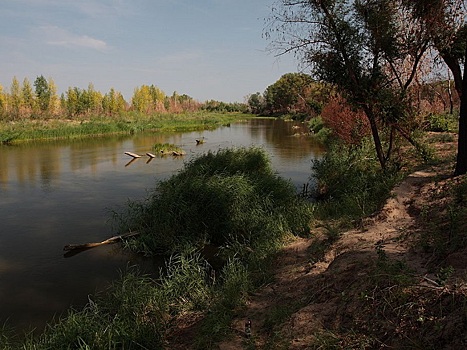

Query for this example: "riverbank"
[215,132,467,349]
[0,112,253,144]
[2,130,465,349]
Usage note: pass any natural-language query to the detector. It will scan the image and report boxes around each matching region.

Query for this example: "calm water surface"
[0,118,323,332]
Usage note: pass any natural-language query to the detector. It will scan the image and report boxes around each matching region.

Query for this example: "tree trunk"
[363,105,386,169]
[454,45,467,176]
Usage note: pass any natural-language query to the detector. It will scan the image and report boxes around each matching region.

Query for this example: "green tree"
[34,75,51,114]
[266,0,431,169]
[264,73,315,115]
[247,92,265,114]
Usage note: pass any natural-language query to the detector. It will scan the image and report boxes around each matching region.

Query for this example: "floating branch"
[63,231,140,252]
[146,152,156,158]
[124,151,142,158]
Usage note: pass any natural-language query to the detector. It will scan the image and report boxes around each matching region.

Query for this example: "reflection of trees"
[247,119,324,160]
[0,121,324,191]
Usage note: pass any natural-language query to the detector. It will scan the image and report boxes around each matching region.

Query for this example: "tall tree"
[22,78,36,115]
[34,75,51,114]
[405,0,467,175]
[264,73,314,115]
[266,0,431,169]
[0,84,6,118]
[10,76,21,119]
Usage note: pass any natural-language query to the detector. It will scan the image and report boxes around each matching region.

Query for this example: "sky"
[0,0,300,103]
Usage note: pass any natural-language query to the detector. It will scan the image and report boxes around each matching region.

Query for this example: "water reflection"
[0,118,323,332]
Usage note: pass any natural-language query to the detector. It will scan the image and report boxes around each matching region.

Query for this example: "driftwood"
[146,152,156,158]
[63,231,140,252]
[124,151,141,158]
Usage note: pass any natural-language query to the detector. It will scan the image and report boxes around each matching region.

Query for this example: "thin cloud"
[39,25,109,52]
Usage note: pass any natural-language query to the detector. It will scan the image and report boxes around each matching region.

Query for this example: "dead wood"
[63,231,140,252]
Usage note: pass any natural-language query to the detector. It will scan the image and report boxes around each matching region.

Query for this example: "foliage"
[202,100,248,113]
[258,73,329,117]
[266,0,433,169]
[308,116,333,144]
[116,147,314,255]
[424,113,459,133]
[320,94,371,145]
[246,92,265,114]
[34,75,52,113]
[312,139,401,222]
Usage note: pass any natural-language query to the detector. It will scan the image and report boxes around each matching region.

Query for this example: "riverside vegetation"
[0,111,250,144]
[1,114,466,348]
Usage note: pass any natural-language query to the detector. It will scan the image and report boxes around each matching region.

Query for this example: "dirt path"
[218,169,442,349]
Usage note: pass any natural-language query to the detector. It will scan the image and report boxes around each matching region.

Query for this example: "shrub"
[312,139,401,222]
[424,113,458,133]
[116,147,314,255]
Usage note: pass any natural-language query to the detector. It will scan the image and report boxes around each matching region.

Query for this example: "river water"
[0,118,323,332]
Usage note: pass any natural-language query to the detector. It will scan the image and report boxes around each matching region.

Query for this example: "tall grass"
[311,138,402,224]
[116,147,314,255]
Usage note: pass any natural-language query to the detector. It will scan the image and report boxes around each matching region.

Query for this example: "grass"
[0,111,251,143]
[153,143,185,155]
[115,147,313,255]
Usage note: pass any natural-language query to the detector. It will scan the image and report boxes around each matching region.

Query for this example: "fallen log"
[124,151,141,158]
[64,231,140,251]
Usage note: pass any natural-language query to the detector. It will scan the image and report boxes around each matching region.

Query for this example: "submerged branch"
[63,231,140,254]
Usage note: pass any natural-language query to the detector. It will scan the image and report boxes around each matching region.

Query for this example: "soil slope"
[217,135,467,349]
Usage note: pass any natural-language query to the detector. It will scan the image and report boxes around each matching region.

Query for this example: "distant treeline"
[0,73,457,123]
[246,72,460,120]
[0,76,248,120]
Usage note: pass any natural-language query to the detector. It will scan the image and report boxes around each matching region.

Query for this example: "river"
[0,118,323,332]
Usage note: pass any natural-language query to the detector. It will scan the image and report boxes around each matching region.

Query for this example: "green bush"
[424,113,458,133]
[117,147,314,255]
[312,139,401,222]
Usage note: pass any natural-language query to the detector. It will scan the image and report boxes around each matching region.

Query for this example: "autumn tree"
[266,0,432,169]
[9,77,22,119]
[321,94,371,145]
[21,78,36,116]
[0,84,6,118]
[102,88,126,116]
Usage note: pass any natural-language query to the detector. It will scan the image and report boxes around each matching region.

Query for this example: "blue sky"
[0,0,299,102]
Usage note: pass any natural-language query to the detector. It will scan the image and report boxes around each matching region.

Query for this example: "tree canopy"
[266,0,466,171]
